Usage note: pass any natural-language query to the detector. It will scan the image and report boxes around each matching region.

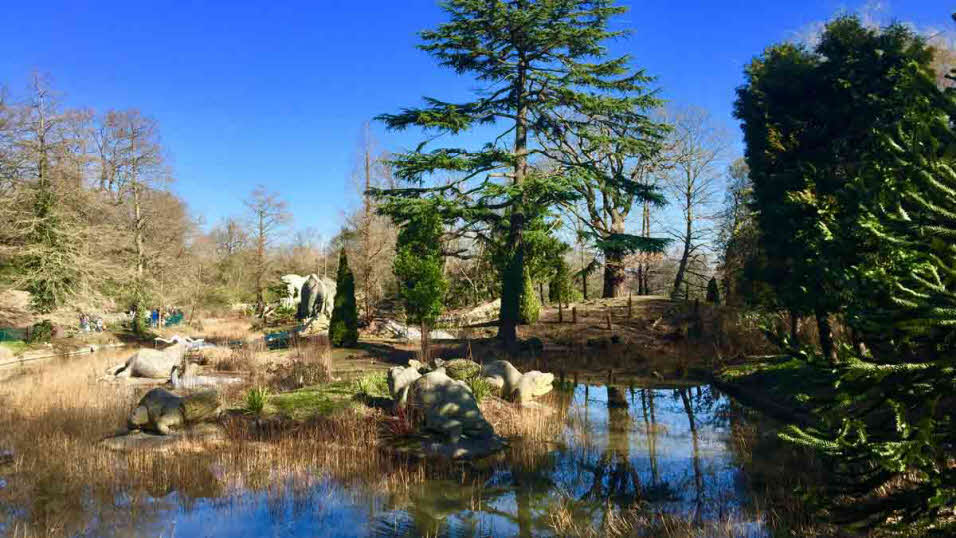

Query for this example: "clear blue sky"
[0,0,946,241]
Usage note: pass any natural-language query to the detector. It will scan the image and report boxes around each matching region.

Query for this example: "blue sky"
[0,1,947,241]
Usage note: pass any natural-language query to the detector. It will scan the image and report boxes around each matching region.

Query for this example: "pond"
[0,377,799,537]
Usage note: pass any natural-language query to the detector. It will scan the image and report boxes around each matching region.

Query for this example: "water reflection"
[1,384,772,536]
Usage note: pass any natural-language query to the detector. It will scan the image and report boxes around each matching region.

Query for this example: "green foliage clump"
[244,386,269,416]
[353,373,390,399]
[735,15,956,532]
[328,250,359,348]
[548,259,572,306]
[465,375,492,403]
[26,320,54,343]
[518,268,539,325]
[705,277,720,304]
[393,207,447,329]
[372,0,658,344]
[444,359,480,381]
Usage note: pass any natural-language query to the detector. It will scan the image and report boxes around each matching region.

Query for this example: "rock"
[481,360,523,398]
[444,359,481,381]
[100,423,226,452]
[513,371,554,404]
[405,369,494,442]
[127,388,220,435]
[387,364,423,407]
[373,319,456,341]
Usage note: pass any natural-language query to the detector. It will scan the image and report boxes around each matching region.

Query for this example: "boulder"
[513,371,554,404]
[444,359,481,381]
[387,364,423,407]
[481,360,523,398]
[406,369,494,442]
[127,388,220,435]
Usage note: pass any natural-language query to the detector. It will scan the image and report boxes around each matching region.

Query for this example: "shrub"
[353,373,389,398]
[706,276,720,304]
[519,268,540,324]
[26,320,54,343]
[244,386,269,416]
[465,375,493,403]
[329,250,359,347]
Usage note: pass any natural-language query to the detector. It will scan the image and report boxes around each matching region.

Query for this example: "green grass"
[269,380,362,419]
[0,341,28,356]
[352,372,390,399]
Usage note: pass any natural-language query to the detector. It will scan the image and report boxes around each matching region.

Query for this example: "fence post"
[572,307,577,324]
[605,308,612,331]
[627,292,633,319]
[558,301,563,323]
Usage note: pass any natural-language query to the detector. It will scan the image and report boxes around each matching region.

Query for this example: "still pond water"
[3,383,782,537]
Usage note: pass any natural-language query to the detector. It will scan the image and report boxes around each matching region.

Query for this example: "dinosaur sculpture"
[126,387,220,435]
[106,336,196,379]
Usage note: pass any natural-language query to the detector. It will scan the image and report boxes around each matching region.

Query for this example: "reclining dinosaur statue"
[106,335,199,379]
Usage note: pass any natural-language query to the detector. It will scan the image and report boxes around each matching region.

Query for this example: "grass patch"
[352,372,390,399]
[0,340,28,356]
[268,380,363,419]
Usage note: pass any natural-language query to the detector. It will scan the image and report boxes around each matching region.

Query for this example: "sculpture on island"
[106,336,200,379]
[481,360,554,404]
[279,273,336,330]
[126,387,220,435]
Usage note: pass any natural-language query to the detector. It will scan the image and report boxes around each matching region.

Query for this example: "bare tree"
[663,107,729,299]
[244,185,291,312]
[348,122,396,322]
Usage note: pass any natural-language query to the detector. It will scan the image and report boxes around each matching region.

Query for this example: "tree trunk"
[602,250,626,298]
[789,310,799,344]
[815,308,837,363]
[420,320,430,362]
[133,184,144,278]
[255,211,265,313]
[498,59,529,346]
[671,203,693,299]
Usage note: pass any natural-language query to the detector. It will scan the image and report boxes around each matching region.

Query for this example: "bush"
[519,268,540,324]
[466,375,493,402]
[706,276,720,304]
[329,250,359,347]
[244,386,269,416]
[353,373,389,399]
[26,320,54,343]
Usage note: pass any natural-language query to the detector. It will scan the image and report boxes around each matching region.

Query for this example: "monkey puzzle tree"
[374,0,657,345]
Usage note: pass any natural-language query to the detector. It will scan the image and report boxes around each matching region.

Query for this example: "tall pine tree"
[373,0,657,345]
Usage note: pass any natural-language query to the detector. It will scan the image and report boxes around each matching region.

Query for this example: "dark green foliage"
[705,277,720,304]
[549,259,572,306]
[736,15,956,532]
[328,250,359,347]
[19,180,80,314]
[130,286,151,337]
[518,267,539,325]
[393,205,447,329]
[372,0,654,344]
[26,320,54,343]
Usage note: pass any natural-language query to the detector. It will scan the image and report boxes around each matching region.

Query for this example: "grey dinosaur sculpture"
[106,336,196,379]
